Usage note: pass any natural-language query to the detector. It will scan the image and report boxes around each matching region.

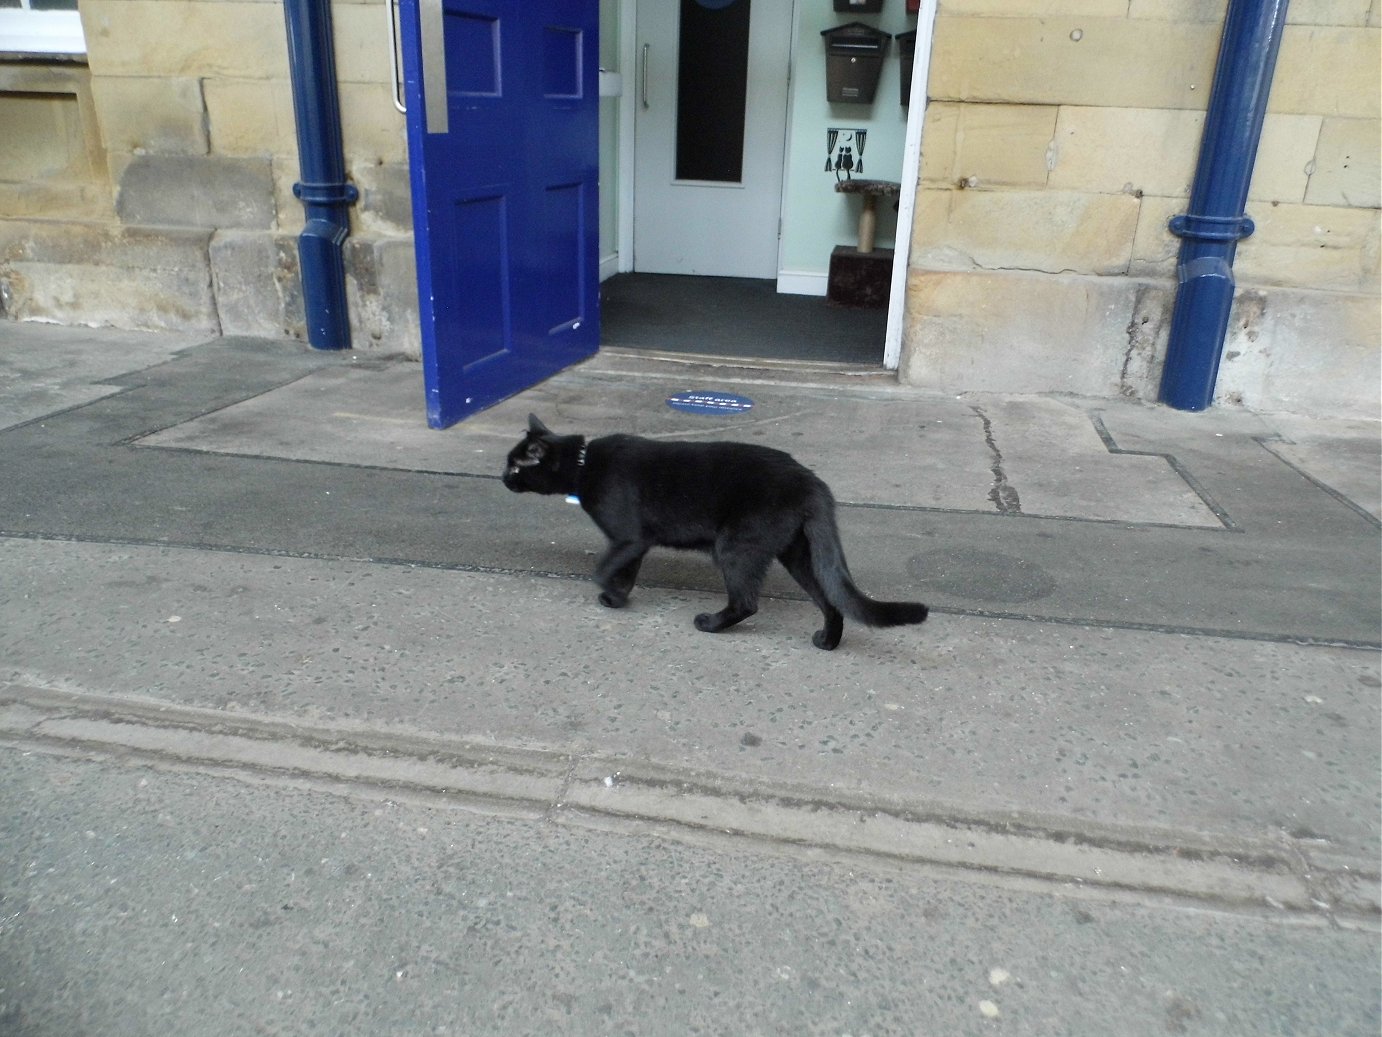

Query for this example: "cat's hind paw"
[598,590,628,609]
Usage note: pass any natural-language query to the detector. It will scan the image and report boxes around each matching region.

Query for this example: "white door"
[632,0,793,278]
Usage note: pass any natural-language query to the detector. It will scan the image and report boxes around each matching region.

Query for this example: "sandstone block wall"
[0,0,419,353]
[902,0,1381,417]
[2,1,1377,416]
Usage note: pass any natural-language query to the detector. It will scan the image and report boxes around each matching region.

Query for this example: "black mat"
[599,273,888,365]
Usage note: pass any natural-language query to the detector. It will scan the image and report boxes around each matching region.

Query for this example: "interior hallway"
[599,273,889,365]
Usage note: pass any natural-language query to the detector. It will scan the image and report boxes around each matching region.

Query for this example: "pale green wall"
[779,8,918,280]
[598,2,919,287]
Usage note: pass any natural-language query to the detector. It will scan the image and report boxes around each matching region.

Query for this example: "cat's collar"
[566,439,587,506]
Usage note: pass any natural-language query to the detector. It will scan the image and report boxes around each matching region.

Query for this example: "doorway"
[610,0,904,366]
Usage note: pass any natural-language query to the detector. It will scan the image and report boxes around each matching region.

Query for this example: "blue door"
[399,0,600,428]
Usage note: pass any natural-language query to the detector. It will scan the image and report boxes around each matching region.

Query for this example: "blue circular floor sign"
[666,390,754,416]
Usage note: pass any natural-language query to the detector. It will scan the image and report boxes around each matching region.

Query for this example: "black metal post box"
[821,23,891,104]
[896,30,916,105]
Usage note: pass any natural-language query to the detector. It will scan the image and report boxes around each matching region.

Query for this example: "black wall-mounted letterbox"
[896,30,916,105]
[821,23,891,105]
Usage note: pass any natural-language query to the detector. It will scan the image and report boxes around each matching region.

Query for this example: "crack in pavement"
[970,405,1022,515]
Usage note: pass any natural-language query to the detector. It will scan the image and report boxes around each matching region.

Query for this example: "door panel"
[401,0,599,429]
[448,193,509,369]
[540,183,586,331]
[633,0,792,278]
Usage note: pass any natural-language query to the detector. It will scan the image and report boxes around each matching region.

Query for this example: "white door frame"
[616,0,636,274]
[612,0,939,370]
[884,0,937,371]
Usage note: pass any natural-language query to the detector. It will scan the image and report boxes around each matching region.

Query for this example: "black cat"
[502,414,928,650]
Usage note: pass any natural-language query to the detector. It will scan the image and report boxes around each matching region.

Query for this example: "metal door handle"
[641,42,650,108]
[420,0,448,133]
[387,0,405,114]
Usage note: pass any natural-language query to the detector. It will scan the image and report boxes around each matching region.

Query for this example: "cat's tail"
[803,497,929,628]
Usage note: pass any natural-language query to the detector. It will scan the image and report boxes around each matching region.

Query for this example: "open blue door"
[399,0,599,428]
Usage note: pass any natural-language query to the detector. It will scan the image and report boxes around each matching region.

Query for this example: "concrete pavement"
[1,321,1378,1035]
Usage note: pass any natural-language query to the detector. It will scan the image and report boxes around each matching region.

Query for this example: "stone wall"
[0,0,419,354]
[2,1,1377,415]
[900,0,1381,417]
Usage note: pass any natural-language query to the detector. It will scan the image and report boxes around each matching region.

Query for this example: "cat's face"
[501,414,562,494]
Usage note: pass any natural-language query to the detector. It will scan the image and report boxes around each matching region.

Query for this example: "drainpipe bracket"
[293,180,360,206]
[1168,212,1255,243]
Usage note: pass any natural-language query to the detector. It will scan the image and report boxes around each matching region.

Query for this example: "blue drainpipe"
[1159,0,1290,411]
[283,0,359,350]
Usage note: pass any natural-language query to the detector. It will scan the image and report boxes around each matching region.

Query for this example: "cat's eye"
[512,441,546,468]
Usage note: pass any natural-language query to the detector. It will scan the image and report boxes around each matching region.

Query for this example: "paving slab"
[3,537,1377,869]
[3,748,1377,1037]
[0,321,203,430]
[0,335,1376,645]
[0,324,1378,1033]
[141,352,1226,527]
[1266,413,1382,523]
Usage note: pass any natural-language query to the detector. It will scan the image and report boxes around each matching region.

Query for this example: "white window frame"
[0,5,87,57]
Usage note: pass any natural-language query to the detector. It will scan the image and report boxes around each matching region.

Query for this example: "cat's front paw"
[812,628,841,651]
[598,590,628,609]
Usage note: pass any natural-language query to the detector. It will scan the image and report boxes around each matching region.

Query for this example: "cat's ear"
[527,413,551,436]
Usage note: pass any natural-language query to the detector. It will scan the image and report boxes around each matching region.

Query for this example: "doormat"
[666,391,754,415]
